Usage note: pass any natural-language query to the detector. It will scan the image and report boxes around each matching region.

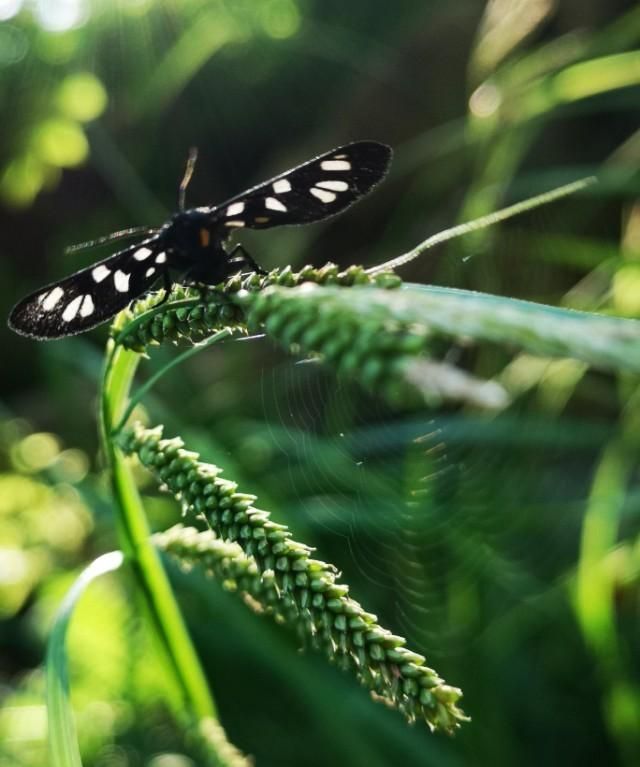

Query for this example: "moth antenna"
[65,226,157,255]
[179,147,199,212]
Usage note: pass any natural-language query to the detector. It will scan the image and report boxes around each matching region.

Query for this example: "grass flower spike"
[120,422,468,734]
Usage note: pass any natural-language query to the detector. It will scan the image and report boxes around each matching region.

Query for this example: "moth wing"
[208,141,392,231]
[9,238,166,339]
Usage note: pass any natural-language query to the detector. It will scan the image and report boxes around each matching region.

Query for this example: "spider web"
[253,353,601,661]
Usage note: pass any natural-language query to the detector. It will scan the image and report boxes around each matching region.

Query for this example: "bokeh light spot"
[0,547,41,617]
[57,72,108,122]
[0,23,28,66]
[12,432,61,472]
[469,82,502,118]
[34,0,88,32]
[260,0,301,39]
[0,704,47,741]
[148,754,196,767]
[0,0,22,21]
[32,117,88,167]
[0,153,44,207]
[0,548,30,586]
[53,448,90,484]
[0,474,48,517]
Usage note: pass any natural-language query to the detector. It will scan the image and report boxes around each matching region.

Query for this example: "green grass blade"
[46,551,124,767]
[244,281,640,393]
[399,284,640,373]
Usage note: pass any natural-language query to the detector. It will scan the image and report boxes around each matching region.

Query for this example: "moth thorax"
[168,210,211,253]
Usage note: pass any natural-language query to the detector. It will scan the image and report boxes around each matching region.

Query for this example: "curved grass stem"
[369,176,597,274]
[112,328,234,436]
[100,339,245,762]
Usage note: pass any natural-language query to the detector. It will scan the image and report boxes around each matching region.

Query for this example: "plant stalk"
[99,340,218,722]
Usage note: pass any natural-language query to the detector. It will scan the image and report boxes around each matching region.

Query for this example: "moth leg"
[152,269,174,308]
[227,244,267,275]
[178,266,212,303]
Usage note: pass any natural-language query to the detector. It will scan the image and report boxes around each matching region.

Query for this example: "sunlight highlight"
[35,0,89,31]
[0,0,22,21]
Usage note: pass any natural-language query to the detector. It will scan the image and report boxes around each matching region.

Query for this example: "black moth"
[9,141,392,340]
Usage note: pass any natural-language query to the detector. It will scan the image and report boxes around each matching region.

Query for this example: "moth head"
[167,209,211,252]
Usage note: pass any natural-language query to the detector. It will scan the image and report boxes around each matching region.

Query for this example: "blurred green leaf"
[46,551,124,767]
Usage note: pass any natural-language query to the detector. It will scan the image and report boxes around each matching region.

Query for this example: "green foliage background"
[1,1,639,765]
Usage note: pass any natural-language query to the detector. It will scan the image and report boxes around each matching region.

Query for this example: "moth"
[8,141,392,340]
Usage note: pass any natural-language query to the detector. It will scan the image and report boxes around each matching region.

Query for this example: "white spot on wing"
[273,179,291,194]
[92,265,111,283]
[225,220,245,228]
[226,202,245,216]
[80,294,94,317]
[320,159,351,171]
[133,247,152,261]
[145,267,156,278]
[266,196,287,212]
[316,180,349,191]
[62,295,83,322]
[114,270,130,292]
[41,286,64,311]
[155,252,167,264]
[310,187,336,203]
